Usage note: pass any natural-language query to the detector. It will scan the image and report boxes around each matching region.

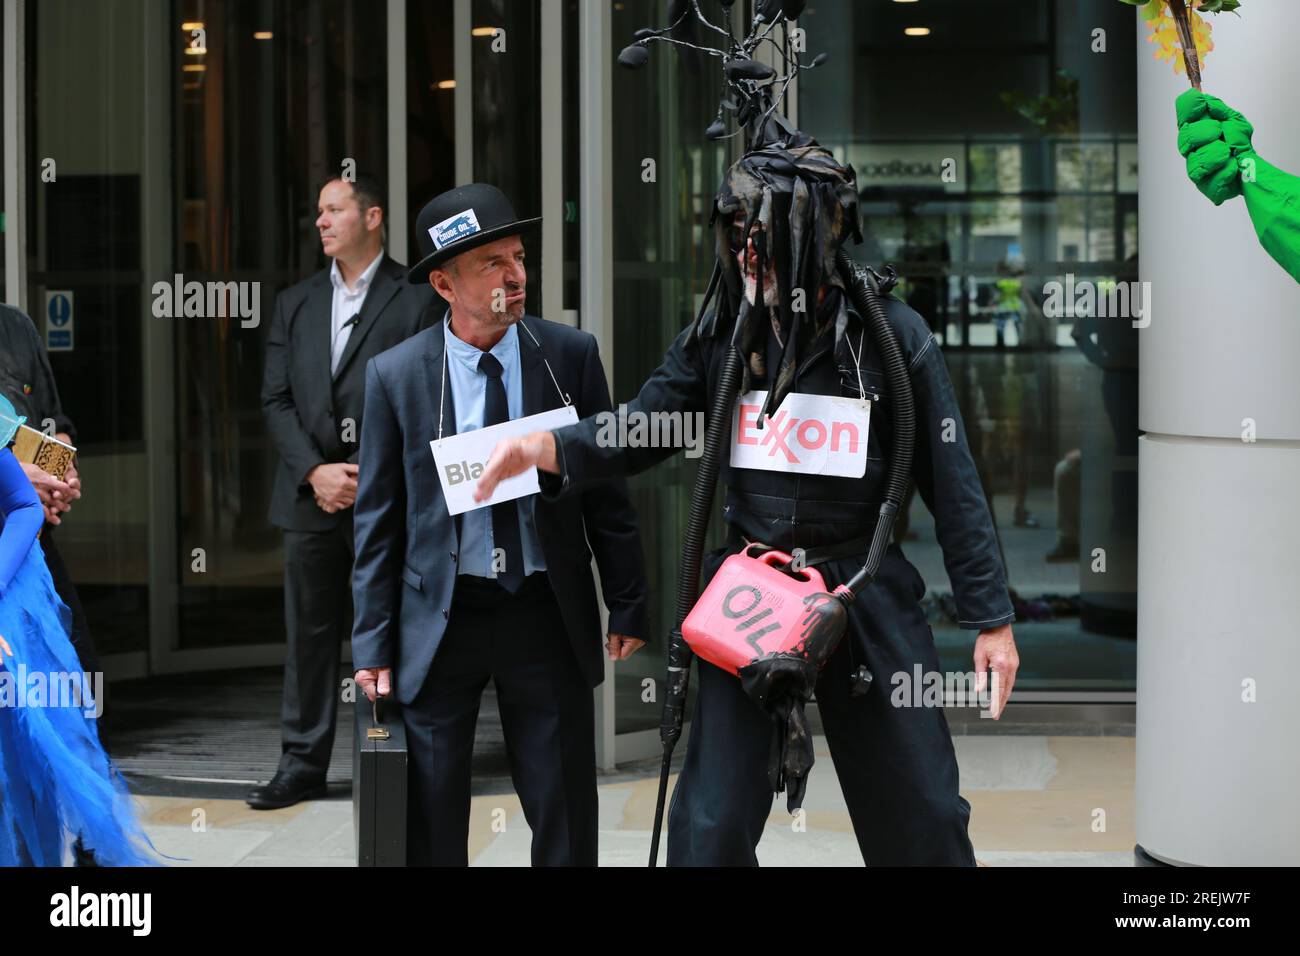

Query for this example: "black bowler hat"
[408,183,541,284]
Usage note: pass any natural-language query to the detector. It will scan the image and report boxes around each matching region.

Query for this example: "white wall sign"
[844,142,967,192]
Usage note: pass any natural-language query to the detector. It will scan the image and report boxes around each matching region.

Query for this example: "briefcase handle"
[367,695,391,741]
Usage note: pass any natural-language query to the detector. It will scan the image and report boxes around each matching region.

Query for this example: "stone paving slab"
[133,735,1136,867]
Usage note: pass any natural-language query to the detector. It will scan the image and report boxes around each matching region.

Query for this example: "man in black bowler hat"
[251,173,435,810]
[351,183,649,866]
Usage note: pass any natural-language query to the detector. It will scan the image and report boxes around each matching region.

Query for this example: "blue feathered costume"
[0,395,158,865]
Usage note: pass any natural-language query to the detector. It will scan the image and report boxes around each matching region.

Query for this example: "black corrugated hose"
[835,251,915,598]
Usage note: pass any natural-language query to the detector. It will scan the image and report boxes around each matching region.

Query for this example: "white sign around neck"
[431,405,579,516]
[730,390,871,478]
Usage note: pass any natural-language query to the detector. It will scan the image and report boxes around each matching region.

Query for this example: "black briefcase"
[353,695,408,867]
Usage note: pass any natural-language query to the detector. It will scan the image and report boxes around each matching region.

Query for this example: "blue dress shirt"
[443,317,547,579]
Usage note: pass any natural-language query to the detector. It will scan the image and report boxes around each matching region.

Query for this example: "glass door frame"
[141,0,431,678]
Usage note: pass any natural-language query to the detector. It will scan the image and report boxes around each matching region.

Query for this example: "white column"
[1136,5,1300,865]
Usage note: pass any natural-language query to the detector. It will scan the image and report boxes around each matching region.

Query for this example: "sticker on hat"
[430,209,482,250]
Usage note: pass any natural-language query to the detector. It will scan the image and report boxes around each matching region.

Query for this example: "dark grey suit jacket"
[261,256,435,532]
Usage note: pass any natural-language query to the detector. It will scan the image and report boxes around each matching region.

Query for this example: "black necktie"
[478,352,524,593]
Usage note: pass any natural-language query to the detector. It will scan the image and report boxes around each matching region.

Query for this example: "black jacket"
[545,296,1016,638]
[350,316,649,702]
[261,256,435,532]
[0,305,77,443]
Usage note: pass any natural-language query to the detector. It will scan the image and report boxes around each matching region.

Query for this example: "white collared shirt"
[329,250,385,374]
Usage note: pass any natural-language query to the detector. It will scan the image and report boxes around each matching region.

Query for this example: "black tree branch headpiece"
[620,1,863,420]
[618,0,824,151]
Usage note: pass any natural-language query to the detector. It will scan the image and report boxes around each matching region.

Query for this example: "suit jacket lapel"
[423,317,462,546]
[518,318,554,418]
[303,272,334,397]
[517,319,561,531]
[423,316,458,440]
[333,258,401,382]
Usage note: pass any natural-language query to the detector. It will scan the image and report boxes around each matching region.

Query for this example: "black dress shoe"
[245,770,327,810]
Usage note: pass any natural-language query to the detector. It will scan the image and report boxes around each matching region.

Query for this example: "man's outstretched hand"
[473,430,559,503]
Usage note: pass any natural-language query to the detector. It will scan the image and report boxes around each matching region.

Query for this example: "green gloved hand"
[1175,89,1300,284]
[1175,89,1255,204]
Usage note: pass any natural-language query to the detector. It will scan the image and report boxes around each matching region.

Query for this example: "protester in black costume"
[477,0,1019,866]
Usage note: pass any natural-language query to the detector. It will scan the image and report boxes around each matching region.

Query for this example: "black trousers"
[279,524,354,779]
[666,616,977,867]
[403,573,598,867]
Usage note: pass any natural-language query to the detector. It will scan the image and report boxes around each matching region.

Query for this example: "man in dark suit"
[252,173,434,809]
[351,184,649,866]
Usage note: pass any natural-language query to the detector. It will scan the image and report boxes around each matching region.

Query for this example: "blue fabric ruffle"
[0,540,161,866]
[0,394,25,449]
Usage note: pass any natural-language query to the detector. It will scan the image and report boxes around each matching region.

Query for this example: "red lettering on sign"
[830,421,860,454]
[734,395,868,470]
[796,418,827,450]
[761,411,800,463]
[736,404,761,445]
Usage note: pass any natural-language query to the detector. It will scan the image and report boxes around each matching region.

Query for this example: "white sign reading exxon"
[730,390,872,478]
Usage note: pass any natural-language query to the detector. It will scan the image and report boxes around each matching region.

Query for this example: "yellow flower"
[1143,0,1215,76]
